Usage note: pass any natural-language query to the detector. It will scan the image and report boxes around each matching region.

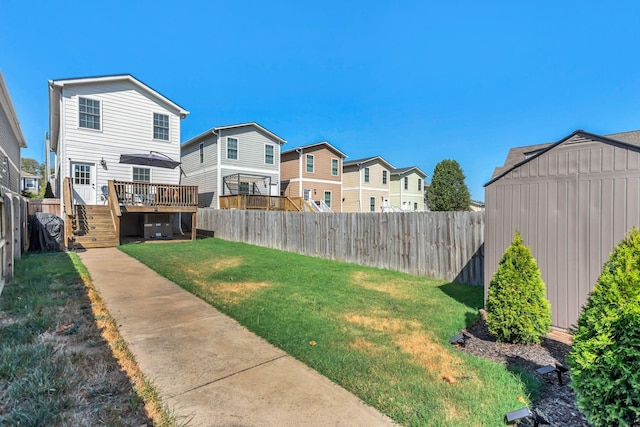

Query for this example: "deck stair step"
[71,205,119,249]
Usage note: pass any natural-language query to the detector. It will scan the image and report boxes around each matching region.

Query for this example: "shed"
[484,129,640,330]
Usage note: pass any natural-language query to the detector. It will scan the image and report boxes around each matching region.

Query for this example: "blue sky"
[2,1,640,201]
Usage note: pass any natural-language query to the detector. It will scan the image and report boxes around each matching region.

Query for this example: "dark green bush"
[567,228,640,427]
[486,231,551,344]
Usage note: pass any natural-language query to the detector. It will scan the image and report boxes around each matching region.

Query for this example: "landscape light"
[449,332,470,346]
[535,363,569,385]
[505,408,550,426]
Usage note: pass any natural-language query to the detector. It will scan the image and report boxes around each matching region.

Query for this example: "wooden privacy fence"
[197,209,485,286]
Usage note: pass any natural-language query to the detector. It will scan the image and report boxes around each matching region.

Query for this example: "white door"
[303,189,311,201]
[71,162,96,204]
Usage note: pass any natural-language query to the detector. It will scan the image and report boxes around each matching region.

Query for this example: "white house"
[181,122,286,208]
[48,74,189,208]
[20,171,40,195]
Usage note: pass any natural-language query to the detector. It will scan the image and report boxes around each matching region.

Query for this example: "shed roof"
[487,129,640,186]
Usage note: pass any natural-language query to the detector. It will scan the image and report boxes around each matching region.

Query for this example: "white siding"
[60,80,183,203]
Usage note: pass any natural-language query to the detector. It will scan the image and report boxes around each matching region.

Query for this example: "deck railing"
[219,195,308,212]
[112,180,198,207]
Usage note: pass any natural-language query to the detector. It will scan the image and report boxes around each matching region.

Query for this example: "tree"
[426,159,471,211]
[567,228,640,426]
[486,231,552,344]
[21,157,46,198]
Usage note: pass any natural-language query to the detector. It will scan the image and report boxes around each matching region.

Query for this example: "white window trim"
[331,158,339,176]
[199,142,204,164]
[404,176,409,190]
[152,112,170,142]
[324,190,332,207]
[369,196,376,212]
[382,170,387,184]
[78,96,102,132]
[132,166,152,182]
[306,154,314,173]
[265,143,275,165]
[227,137,239,160]
[364,167,370,183]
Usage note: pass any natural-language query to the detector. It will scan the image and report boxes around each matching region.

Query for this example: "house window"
[239,181,250,194]
[331,158,339,176]
[404,177,409,190]
[364,167,370,183]
[79,97,100,130]
[418,178,422,191]
[25,178,36,189]
[369,196,376,212]
[324,191,331,208]
[133,167,150,182]
[306,154,314,173]
[73,164,91,185]
[265,144,274,165]
[414,202,418,211]
[227,137,238,160]
[382,170,387,184]
[153,113,169,140]
[199,143,204,163]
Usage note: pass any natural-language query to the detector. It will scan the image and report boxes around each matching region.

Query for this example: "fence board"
[197,209,485,285]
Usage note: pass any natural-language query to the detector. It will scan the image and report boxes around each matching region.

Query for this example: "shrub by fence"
[196,209,484,286]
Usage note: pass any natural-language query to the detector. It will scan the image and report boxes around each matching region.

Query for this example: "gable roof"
[391,166,427,178]
[486,129,640,187]
[343,156,395,170]
[281,141,348,158]
[182,122,286,147]
[49,74,189,151]
[0,71,27,148]
[20,170,40,179]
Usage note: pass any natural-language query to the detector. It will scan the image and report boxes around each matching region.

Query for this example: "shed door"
[71,162,96,204]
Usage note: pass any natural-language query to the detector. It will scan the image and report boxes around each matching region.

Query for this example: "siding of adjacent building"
[181,125,282,208]
[390,171,425,211]
[0,91,22,193]
[57,80,183,203]
[280,144,344,211]
[343,161,391,212]
[485,133,640,329]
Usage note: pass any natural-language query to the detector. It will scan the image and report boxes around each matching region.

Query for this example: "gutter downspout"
[214,129,221,208]
[358,162,363,212]
[296,147,303,197]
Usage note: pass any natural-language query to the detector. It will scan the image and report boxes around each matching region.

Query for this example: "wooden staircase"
[71,205,119,249]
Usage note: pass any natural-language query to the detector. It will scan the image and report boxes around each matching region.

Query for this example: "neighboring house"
[280,141,347,212]
[342,156,394,212]
[485,129,640,330]
[389,166,427,211]
[0,70,28,288]
[20,171,40,194]
[470,200,485,212]
[49,74,196,248]
[0,72,25,194]
[49,74,189,205]
[181,122,286,208]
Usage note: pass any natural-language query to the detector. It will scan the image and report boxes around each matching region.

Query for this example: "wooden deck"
[219,194,313,212]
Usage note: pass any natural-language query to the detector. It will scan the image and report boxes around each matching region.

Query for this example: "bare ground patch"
[351,271,415,298]
[210,281,271,304]
[185,256,244,278]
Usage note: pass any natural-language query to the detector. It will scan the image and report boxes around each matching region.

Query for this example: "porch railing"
[112,180,198,207]
[219,195,309,212]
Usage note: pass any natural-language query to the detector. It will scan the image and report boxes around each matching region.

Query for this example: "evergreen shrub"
[568,228,640,426]
[486,231,552,344]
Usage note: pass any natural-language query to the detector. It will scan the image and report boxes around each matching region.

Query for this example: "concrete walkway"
[78,248,395,427]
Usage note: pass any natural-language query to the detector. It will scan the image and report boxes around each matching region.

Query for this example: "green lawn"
[120,238,535,426]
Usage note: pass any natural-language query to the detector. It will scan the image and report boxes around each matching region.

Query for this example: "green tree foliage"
[426,159,471,211]
[486,231,552,344]
[21,157,46,197]
[567,228,640,427]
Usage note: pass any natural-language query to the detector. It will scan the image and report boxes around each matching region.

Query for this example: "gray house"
[485,129,640,330]
[0,71,28,288]
[181,122,286,208]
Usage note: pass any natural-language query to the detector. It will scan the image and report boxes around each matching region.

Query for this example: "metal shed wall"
[485,133,640,329]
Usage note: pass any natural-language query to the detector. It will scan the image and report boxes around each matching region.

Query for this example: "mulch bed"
[454,316,589,426]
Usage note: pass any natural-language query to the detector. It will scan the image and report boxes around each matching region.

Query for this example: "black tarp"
[29,212,63,252]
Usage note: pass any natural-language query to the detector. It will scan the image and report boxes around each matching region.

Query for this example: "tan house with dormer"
[280,141,347,212]
[342,156,394,212]
[390,166,428,211]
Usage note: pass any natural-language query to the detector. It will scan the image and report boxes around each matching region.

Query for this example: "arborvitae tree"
[486,231,552,344]
[567,228,640,427]
[426,159,471,211]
